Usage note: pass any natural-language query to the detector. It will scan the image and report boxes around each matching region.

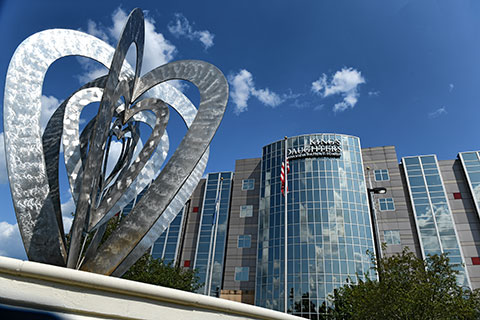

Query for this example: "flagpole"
[284,136,288,313]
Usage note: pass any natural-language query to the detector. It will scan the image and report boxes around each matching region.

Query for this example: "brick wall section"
[222,158,261,291]
[361,146,422,258]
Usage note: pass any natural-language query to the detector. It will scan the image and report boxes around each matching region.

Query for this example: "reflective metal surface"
[4,29,114,266]
[3,8,228,275]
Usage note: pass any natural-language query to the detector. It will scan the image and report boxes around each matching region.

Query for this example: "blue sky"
[0,0,479,259]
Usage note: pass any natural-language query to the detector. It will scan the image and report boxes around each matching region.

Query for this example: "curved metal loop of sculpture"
[3,8,228,275]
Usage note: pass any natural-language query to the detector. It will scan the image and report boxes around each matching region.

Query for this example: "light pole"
[366,167,386,280]
[367,186,386,268]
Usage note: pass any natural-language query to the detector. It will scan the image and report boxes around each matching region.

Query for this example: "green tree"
[329,249,480,319]
[122,253,202,292]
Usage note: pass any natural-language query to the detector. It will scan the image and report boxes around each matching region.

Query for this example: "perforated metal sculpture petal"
[3,8,228,275]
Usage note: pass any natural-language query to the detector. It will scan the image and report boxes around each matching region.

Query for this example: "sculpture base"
[0,257,299,320]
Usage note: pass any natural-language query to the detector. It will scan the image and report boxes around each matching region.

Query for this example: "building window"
[234,267,249,281]
[240,205,253,218]
[384,230,401,245]
[379,198,395,211]
[472,257,480,265]
[453,192,462,200]
[374,169,390,181]
[237,235,251,248]
[184,260,191,267]
[242,179,255,191]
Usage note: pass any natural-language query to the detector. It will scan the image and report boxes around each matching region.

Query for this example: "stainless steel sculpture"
[3,8,228,276]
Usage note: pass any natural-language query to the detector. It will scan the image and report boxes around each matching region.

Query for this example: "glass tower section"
[122,183,185,265]
[402,155,470,287]
[194,172,233,296]
[256,134,376,318]
[151,207,185,264]
[120,185,148,216]
[459,151,480,217]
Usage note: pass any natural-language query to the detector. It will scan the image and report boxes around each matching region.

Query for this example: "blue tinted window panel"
[403,155,470,287]
[194,172,233,296]
[378,198,395,211]
[242,179,255,190]
[151,207,184,264]
[256,134,376,315]
[235,267,250,281]
[374,169,389,181]
[238,235,252,248]
[459,152,480,220]
[384,230,401,245]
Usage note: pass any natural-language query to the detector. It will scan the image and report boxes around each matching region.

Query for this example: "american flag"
[213,190,220,225]
[281,159,290,196]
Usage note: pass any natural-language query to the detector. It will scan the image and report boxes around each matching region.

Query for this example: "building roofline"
[263,133,360,148]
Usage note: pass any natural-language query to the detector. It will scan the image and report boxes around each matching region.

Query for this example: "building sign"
[287,139,342,160]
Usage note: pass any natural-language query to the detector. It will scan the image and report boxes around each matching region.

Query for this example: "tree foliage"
[122,253,202,292]
[328,249,480,319]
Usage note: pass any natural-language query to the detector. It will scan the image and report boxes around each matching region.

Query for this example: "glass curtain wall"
[120,186,148,216]
[256,134,375,318]
[151,207,185,264]
[402,155,470,287]
[459,151,480,217]
[194,172,233,296]
[122,183,185,265]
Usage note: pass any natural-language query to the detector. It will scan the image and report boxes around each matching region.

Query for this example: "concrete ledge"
[0,257,301,320]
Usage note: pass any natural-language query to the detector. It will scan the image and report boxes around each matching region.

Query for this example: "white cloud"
[86,20,109,42]
[229,70,254,114]
[61,196,75,233]
[228,69,286,114]
[311,74,327,93]
[107,8,176,73]
[197,31,215,49]
[368,90,380,96]
[0,221,26,260]
[428,106,447,119]
[61,195,75,216]
[40,95,61,132]
[138,11,176,72]
[449,83,454,92]
[75,63,108,85]
[323,68,365,97]
[311,67,365,112]
[63,217,73,235]
[168,13,215,49]
[251,88,283,107]
[108,8,128,40]
[80,7,176,82]
[105,140,123,178]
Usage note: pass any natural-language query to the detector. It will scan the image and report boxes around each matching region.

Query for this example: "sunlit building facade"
[193,172,233,296]
[151,207,185,264]
[255,134,376,316]
[148,133,480,318]
[402,155,469,287]
[459,152,480,216]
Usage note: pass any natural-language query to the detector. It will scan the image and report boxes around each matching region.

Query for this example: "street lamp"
[368,187,387,195]
[366,186,386,280]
